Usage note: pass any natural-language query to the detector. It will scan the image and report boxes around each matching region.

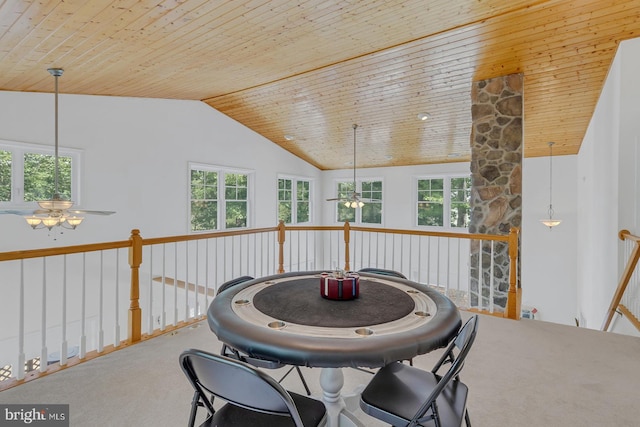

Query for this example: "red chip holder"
[320,272,360,300]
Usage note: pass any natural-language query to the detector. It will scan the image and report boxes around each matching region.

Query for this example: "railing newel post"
[277,221,286,273]
[505,227,520,320]
[344,221,351,271]
[128,229,143,343]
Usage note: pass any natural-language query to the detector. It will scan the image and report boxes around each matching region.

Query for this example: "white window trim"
[0,139,83,207]
[277,174,313,225]
[414,174,471,230]
[333,177,384,225]
[188,162,254,233]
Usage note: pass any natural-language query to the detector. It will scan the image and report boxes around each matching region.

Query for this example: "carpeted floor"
[2,312,640,426]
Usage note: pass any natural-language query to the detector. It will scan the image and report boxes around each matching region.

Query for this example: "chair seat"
[203,391,327,427]
[360,362,468,427]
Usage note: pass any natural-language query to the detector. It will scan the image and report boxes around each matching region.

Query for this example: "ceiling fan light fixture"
[42,216,61,230]
[37,198,74,211]
[25,216,43,228]
[18,68,115,233]
[65,216,84,229]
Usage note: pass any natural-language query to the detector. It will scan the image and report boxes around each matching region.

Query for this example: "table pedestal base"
[319,368,366,427]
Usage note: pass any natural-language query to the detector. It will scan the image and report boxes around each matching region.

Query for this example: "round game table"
[207,271,461,426]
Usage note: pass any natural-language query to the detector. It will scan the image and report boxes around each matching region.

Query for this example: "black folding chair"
[359,315,479,427]
[179,349,326,427]
[216,276,311,395]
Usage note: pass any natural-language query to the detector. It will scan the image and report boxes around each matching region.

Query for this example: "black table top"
[253,277,415,328]
[207,271,461,368]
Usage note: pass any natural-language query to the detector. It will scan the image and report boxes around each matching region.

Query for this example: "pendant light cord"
[548,142,554,217]
[352,124,357,190]
[54,72,60,197]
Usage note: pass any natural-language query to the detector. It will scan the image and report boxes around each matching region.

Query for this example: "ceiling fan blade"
[326,198,344,202]
[0,209,36,215]
[69,209,116,216]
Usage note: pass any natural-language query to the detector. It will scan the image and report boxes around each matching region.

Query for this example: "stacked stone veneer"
[469,74,522,311]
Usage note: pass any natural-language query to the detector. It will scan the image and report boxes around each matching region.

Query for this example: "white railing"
[0,223,519,389]
[602,230,640,332]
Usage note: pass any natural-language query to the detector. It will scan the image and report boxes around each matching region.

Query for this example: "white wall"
[522,155,578,325]
[575,37,640,334]
[0,91,321,251]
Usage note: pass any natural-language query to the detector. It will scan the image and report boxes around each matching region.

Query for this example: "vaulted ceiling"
[1,1,639,170]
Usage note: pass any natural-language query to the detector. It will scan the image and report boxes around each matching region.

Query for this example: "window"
[278,177,311,224]
[335,179,383,225]
[416,175,471,228]
[0,140,80,206]
[190,163,251,232]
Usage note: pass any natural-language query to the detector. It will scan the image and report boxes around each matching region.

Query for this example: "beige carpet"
[2,312,640,426]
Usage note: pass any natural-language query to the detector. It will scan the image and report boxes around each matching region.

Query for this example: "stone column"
[469,74,522,312]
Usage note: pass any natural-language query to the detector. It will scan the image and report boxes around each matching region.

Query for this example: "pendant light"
[540,141,562,229]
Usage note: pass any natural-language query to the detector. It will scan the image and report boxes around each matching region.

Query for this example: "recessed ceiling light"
[386,155,393,160]
[417,113,431,121]
[284,134,295,141]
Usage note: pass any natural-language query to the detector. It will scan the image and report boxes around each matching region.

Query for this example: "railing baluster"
[17,260,25,380]
[40,258,47,371]
[98,251,104,352]
[445,238,450,294]
[173,242,178,326]
[148,246,154,334]
[161,244,166,330]
[115,249,120,345]
[60,255,67,365]
[185,242,189,320]
[80,253,86,359]
[489,240,495,314]
[195,241,200,316]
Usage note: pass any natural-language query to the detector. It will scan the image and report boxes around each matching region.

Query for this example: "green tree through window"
[417,176,470,228]
[417,178,444,226]
[190,169,218,231]
[190,166,250,232]
[225,173,248,228]
[0,150,11,202]
[278,177,311,224]
[450,177,471,228]
[1,142,80,207]
[23,153,72,200]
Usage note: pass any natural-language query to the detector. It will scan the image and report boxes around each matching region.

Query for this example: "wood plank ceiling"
[1,0,639,170]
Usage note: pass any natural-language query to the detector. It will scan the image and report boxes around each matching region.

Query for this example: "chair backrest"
[179,349,306,426]
[217,275,254,295]
[412,315,479,425]
[358,268,407,279]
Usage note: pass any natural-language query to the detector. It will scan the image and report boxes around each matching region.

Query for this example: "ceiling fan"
[326,124,365,208]
[0,68,115,230]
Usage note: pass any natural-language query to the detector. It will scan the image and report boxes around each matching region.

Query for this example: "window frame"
[277,175,313,225]
[188,162,254,233]
[333,178,384,225]
[0,139,82,207]
[414,174,471,230]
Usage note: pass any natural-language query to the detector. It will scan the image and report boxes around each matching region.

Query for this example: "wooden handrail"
[0,240,131,262]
